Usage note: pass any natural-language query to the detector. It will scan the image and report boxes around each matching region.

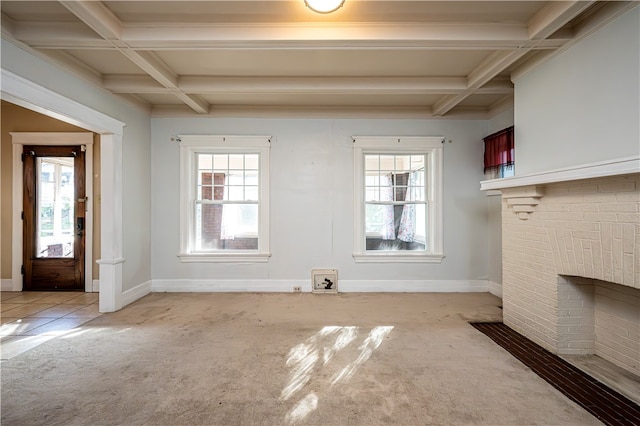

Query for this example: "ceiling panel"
[200,93,442,106]
[104,1,546,24]
[1,0,616,117]
[156,49,492,77]
[66,50,148,75]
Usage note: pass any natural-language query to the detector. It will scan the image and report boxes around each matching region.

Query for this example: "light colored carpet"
[1,292,602,425]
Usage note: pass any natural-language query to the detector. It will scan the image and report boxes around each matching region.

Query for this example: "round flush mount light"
[305,0,345,14]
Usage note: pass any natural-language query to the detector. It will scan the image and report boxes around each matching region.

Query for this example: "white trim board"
[11,132,94,293]
[1,279,14,292]
[121,280,152,309]
[1,69,126,312]
[488,281,502,298]
[151,279,489,293]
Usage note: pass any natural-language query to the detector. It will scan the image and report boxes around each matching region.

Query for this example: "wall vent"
[311,269,338,293]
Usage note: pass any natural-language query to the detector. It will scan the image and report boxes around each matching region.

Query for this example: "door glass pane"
[37,157,74,258]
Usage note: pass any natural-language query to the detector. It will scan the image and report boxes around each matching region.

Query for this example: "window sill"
[178,252,271,263]
[352,252,445,263]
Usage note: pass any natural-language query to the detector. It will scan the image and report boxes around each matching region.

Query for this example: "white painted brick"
[617,213,640,223]
[598,180,637,193]
[567,341,596,350]
[623,254,634,286]
[600,203,638,213]
[616,191,640,202]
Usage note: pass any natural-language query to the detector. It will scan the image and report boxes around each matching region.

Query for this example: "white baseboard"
[151,279,489,293]
[122,280,152,307]
[92,279,100,292]
[488,281,502,298]
[152,279,308,293]
[1,279,14,291]
[340,280,489,292]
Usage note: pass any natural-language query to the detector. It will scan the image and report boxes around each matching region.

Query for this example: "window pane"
[192,150,263,253]
[213,154,228,170]
[365,204,386,233]
[245,170,258,185]
[364,154,379,171]
[365,202,427,252]
[245,154,259,170]
[227,186,243,201]
[37,158,74,258]
[198,154,213,171]
[245,186,259,201]
[395,155,410,172]
[228,154,244,170]
[379,155,394,172]
[365,187,378,202]
[195,203,258,251]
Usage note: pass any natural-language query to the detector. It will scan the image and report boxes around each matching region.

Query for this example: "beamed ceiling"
[1,1,636,118]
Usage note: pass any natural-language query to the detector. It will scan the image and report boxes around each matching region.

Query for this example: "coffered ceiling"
[1,1,636,118]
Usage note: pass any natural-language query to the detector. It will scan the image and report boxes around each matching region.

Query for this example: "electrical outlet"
[293,286,301,292]
[311,269,338,293]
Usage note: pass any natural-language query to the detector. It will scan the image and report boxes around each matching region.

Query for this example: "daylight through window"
[353,137,444,263]
[179,135,270,262]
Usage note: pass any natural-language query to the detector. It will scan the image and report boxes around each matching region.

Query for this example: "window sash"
[179,135,270,262]
[353,136,444,263]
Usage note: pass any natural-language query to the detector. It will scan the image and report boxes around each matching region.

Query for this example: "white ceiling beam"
[513,1,638,82]
[59,1,122,40]
[58,0,209,114]
[102,75,513,96]
[11,20,550,50]
[9,19,576,51]
[123,22,529,45]
[434,0,596,117]
[528,1,596,40]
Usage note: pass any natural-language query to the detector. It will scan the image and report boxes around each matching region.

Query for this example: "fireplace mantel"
[480,156,639,192]
[481,156,639,220]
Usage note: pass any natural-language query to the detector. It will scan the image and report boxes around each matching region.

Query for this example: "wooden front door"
[23,145,86,291]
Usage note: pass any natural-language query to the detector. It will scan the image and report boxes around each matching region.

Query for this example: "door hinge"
[21,265,25,275]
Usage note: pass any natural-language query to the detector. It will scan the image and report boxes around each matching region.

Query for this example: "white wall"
[485,107,514,297]
[514,7,640,176]
[151,118,490,289]
[1,39,152,293]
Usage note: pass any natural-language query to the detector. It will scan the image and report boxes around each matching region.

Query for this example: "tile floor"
[0,291,101,360]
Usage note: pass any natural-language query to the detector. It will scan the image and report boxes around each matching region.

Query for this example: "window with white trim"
[179,135,270,262]
[353,136,444,263]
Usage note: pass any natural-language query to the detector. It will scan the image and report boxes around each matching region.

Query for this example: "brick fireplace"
[483,160,639,377]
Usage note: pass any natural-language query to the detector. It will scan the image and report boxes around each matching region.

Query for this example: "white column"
[97,133,125,312]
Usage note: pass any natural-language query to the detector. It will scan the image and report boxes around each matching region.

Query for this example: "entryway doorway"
[22,145,86,291]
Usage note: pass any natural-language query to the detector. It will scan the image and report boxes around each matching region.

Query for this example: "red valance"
[484,126,514,172]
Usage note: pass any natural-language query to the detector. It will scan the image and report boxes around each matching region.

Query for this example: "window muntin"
[179,136,270,262]
[364,154,427,250]
[353,137,443,263]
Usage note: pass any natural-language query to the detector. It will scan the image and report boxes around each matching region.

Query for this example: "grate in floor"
[471,322,640,426]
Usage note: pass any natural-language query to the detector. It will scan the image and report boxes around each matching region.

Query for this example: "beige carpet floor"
[1,292,602,425]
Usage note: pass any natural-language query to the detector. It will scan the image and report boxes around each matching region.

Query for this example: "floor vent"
[311,269,338,293]
[471,322,640,426]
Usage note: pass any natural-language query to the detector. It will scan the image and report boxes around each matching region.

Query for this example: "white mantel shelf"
[481,156,639,220]
[480,156,640,191]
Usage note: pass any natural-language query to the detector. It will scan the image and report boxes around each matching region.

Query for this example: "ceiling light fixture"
[305,0,345,14]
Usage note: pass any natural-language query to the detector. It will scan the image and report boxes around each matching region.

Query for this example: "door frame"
[12,133,94,292]
[3,69,125,312]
